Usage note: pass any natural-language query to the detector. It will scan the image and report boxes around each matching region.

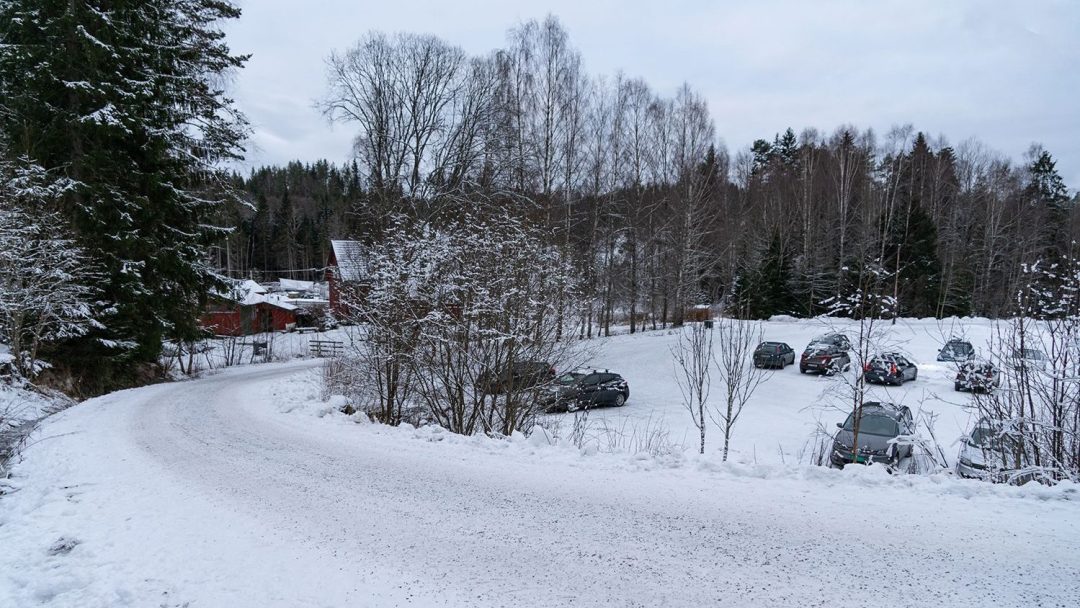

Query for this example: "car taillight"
[890,364,898,375]
[863,363,871,372]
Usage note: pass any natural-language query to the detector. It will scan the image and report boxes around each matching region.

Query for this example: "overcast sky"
[224,0,1080,189]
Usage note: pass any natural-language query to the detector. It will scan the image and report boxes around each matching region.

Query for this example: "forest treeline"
[216,17,1079,330]
[1,4,1077,395]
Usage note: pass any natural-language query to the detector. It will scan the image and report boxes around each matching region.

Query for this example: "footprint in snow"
[47,536,80,556]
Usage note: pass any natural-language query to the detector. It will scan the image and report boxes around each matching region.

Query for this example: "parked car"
[1007,348,1048,372]
[753,341,796,369]
[542,369,629,412]
[830,402,914,468]
[937,338,975,362]
[477,361,555,394]
[954,360,1002,393]
[799,344,851,375]
[863,353,918,385]
[956,417,1031,483]
[809,332,852,351]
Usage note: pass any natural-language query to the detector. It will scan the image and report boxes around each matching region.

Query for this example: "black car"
[830,402,915,468]
[799,344,851,375]
[478,361,555,394]
[809,333,852,351]
[753,342,796,369]
[863,353,918,385]
[543,369,629,412]
[937,339,975,362]
[954,360,1002,393]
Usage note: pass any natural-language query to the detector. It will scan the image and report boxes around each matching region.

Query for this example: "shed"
[199,280,298,336]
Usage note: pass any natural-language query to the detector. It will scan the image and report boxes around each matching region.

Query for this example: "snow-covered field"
[2,319,1080,606]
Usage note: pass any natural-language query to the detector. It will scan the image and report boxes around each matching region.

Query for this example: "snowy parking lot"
[569,316,1000,467]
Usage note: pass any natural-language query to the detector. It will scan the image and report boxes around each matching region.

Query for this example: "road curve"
[2,360,1078,607]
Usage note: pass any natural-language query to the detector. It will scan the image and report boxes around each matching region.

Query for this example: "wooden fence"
[309,340,344,358]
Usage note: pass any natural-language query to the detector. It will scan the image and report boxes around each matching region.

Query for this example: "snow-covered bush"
[334,210,581,436]
[969,260,1080,483]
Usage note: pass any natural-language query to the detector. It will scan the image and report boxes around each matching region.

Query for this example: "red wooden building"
[327,240,367,319]
[199,280,298,336]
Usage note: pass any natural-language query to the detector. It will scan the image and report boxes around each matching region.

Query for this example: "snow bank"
[275,373,1078,504]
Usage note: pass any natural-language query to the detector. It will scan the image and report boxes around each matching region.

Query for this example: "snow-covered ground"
[0,384,61,430]
[1,367,71,475]
[2,341,1079,606]
[163,326,351,374]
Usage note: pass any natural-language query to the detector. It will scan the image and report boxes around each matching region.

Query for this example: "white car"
[1007,348,1048,372]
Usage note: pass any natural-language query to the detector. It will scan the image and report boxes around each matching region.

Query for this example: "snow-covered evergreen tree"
[0,0,249,390]
[0,155,97,378]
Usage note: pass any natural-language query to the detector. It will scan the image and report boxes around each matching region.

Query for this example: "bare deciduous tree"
[672,320,713,454]
[711,316,768,461]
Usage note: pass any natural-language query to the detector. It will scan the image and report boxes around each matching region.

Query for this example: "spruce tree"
[1027,148,1072,261]
[0,1,249,391]
[756,231,797,318]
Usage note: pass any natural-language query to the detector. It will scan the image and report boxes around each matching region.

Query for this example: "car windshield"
[556,372,583,385]
[967,425,1015,450]
[843,413,899,436]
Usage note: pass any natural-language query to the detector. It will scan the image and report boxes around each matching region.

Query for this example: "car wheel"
[912,369,918,381]
[614,393,626,407]
[954,382,962,392]
[799,367,807,374]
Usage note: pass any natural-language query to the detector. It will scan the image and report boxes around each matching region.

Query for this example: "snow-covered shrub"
[335,210,581,436]
[969,260,1080,483]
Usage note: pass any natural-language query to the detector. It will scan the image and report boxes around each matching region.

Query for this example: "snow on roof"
[261,293,298,311]
[240,279,267,295]
[331,240,367,282]
[279,278,315,292]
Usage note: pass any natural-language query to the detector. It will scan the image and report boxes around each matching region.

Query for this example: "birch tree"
[712,316,768,461]
[672,320,713,454]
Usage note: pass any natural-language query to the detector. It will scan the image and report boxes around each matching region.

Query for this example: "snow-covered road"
[2,360,1079,607]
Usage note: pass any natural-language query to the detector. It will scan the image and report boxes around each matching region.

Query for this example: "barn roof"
[278,278,315,292]
[259,296,298,311]
[331,240,367,282]
[239,279,267,295]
